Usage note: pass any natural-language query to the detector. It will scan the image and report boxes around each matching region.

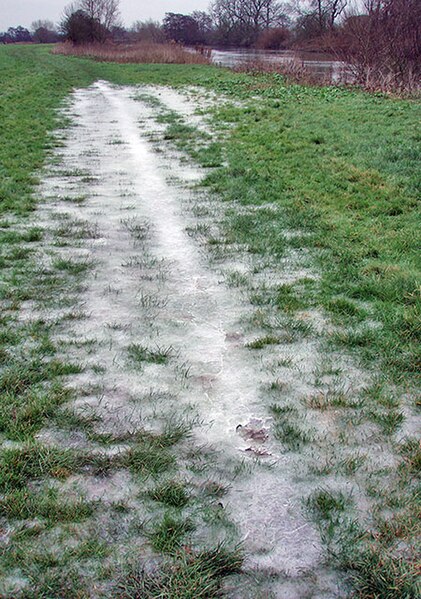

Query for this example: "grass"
[0,358,81,441]
[203,87,420,384]
[306,386,352,410]
[305,458,421,597]
[54,217,100,240]
[398,438,421,478]
[121,217,150,242]
[115,421,193,478]
[0,444,80,492]
[127,343,174,366]
[306,488,350,522]
[345,546,421,599]
[52,256,94,274]
[246,334,279,349]
[118,545,243,598]
[0,382,71,441]
[147,513,195,553]
[0,44,419,598]
[147,480,190,508]
[0,359,81,395]
[273,418,312,451]
[0,487,94,523]
[337,453,366,475]
[0,44,241,597]
[124,444,176,478]
[270,403,312,451]
[369,408,405,434]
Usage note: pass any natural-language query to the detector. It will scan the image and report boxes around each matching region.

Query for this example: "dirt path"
[28,81,366,597]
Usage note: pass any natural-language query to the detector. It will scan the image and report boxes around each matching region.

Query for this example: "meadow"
[0,44,419,597]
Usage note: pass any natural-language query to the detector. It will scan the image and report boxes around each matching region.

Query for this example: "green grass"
[3,48,418,384]
[118,545,243,598]
[399,437,421,478]
[54,218,99,240]
[0,359,82,441]
[0,44,419,598]
[270,403,312,450]
[0,45,241,596]
[306,488,350,522]
[246,334,279,349]
[305,457,421,597]
[52,256,94,275]
[127,343,174,366]
[0,444,80,492]
[147,513,195,554]
[206,93,420,382]
[0,382,71,441]
[0,487,94,523]
[147,480,190,508]
[305,387,352,410]
[345,546,421,599]
[124,443,176,478]
[273,418,312,450]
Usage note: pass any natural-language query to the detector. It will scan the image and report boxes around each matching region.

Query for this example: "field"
[0,45,420,598]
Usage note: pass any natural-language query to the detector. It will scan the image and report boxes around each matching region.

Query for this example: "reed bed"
[233,58,335,86]
[52,42,211,65]
[234,57,420,96]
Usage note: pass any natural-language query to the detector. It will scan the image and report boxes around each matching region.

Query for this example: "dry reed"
[233,58,330,86]
[52,42,211,65]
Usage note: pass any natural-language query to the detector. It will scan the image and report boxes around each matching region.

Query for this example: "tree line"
[2,0,419,52]
[1,0,419,89]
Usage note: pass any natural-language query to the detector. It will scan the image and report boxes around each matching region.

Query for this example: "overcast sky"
[0,0,211,31]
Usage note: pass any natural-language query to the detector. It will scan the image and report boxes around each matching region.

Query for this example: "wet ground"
[19,81,376,597]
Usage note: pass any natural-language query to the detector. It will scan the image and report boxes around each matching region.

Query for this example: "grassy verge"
[0,44,419,597]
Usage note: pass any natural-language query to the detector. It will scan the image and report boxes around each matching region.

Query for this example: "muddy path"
[11,81,378,597]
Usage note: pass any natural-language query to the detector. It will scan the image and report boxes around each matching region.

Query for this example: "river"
[210,48,346,82]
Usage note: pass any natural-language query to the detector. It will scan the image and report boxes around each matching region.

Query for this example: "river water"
[211,47,346,81]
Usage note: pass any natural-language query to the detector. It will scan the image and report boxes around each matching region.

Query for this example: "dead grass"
[234,57,420,96]
[233,57,331,86]
[52,42,211,65]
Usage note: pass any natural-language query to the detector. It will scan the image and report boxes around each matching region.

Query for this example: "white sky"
[0,0,211,31]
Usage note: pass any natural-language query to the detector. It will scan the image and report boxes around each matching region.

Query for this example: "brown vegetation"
[256,27,290,50]
[233,58,331,86]
[52,41,211,64]
[338,0,421,93]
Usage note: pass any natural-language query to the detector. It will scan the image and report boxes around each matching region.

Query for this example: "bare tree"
[131,20,165,43]
[61,0,120,42]
[225,0,286,28]
[341,0,421,90]
[31,20,60,43]
[294,0,348,31]
[191,11,214,39]
[31,20,56,33]
[78,0,121,30]
[211,0,286,45]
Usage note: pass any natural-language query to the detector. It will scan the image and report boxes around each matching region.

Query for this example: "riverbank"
[210,46,343,82]
[0,45,419,598]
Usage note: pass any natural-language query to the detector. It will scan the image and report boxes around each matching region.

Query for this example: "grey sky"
[0,0,211,31]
